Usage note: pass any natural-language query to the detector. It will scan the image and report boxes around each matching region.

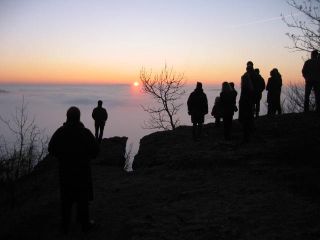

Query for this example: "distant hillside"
[1,112,320,240]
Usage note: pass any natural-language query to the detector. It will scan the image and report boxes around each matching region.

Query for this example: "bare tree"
[282,0,320,52]
[140,64,186,130]
[0,98,48,182]
[284,81,316,112]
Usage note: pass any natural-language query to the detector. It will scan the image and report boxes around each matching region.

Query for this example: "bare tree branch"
[282,0,320,52]
[140,64,186,130]
[0,97,48,182]
[284,81,316,112]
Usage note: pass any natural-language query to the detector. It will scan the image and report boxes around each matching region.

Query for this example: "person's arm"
[48,128,61,158]
[104,109,108,121]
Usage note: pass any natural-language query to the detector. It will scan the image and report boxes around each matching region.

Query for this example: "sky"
[0,0,308,85]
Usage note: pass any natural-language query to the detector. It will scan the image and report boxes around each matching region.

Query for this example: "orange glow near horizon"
[0,52,303,86]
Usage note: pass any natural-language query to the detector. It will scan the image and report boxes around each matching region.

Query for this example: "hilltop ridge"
[1,112,320,240]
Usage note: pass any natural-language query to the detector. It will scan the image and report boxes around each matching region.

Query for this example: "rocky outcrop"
[94,136,128,167]
[133,112,320,170]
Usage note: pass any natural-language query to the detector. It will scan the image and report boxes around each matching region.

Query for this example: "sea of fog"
[0,83,268,166]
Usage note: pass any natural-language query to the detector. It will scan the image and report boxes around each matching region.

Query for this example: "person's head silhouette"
[270,68,280,78]
[247,61,253,67]
[98,100,103,107]
[222,82,231,92]
[246,61,254,72]
[196,82,203,90]
[67,106,80,123]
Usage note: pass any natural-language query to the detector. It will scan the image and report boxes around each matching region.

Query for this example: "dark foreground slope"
[1,113,320,240]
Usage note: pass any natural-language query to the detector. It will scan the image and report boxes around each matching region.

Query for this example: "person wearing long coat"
[239,62,255,142]
[49,106,99,233]
[219,82,237,140]
[266,68,282,115]
[187,82,208,140]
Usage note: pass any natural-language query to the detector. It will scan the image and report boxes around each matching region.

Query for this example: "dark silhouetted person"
[266,68,282,115]
[211,96,222,127]
[239,61,255,142]
[92,100,108,142]
[302,50,320,113]
[48,107,99,234]
[253,68,265,118]
[187,82,208,140]
[220,82,237,140]
[229,82,238,112]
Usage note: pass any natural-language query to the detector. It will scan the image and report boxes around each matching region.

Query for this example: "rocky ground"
[0,112,320,239]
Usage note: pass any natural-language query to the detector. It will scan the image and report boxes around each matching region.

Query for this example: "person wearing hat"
[187,82,208,140]
[49,106,99,234]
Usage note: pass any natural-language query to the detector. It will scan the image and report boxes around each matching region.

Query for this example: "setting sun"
[133,81,140,87]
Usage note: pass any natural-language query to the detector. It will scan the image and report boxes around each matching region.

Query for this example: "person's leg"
[267,103,271,115]
[314,82,320,113]
[277,100,282,115]
[98,124,104,142]
[304,81,312,112]
[94,123,99,139]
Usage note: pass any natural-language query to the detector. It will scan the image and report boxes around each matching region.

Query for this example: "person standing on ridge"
[48,106,99,234]
[302,50,320,113]
[187,82,208,141]
[239,61,255,142]
[266,68,282,115]
[92,100,108,143]
[229,82,238,113]
[253,68,265,118]
[219,82,237,140]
